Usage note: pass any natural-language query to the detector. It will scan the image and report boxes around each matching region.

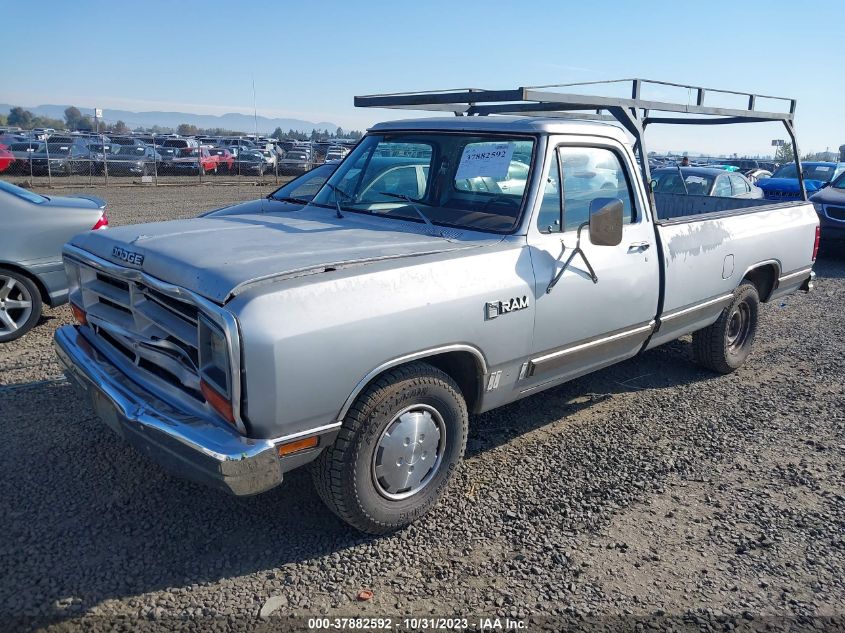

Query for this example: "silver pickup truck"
[55,81,819,534]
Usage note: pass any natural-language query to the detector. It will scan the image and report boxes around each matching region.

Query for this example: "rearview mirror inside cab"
[588,198,624,246]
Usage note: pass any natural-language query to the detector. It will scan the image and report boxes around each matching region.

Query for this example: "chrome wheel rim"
[0,275,33,336]
[726,302,751,352]
[372,404,446,501]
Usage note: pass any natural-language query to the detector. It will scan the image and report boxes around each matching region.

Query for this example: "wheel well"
[742,264,778,302]
[422,351,483,413]
[339,350,486,421]
[0,263,50,305]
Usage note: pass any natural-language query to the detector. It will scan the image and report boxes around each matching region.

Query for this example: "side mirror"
[588,197,624,247]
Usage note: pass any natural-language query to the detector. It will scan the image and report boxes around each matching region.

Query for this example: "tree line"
[1,105,362,142]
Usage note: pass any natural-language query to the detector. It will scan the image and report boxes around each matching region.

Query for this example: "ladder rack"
[355,79,806,200]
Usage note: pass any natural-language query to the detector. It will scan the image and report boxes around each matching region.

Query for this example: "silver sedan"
[0,180,108,341]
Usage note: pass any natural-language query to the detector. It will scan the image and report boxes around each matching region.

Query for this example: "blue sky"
[3,0,841,156]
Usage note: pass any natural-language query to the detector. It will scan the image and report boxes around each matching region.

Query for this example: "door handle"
[628,241,650,251]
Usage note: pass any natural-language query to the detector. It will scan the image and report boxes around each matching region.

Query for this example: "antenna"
[252,76,259,139]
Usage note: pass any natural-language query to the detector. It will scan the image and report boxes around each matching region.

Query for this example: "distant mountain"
[0,103,339,134]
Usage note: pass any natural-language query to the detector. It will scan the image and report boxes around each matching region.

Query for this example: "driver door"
[524,139,660,393]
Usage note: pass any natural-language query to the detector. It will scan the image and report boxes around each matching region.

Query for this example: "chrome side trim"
[63,244,247,435]
[660,293,733,323]
[336,344,489,422]
[778,266,813,285]
[524,321,654,378]
[270,422,343,446]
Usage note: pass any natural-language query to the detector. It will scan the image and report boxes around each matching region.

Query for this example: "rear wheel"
[312,362,468,534]
[0,269,42,343]
[693,282,759,374]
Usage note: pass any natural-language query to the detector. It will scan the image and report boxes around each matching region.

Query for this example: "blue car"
[809,171,845,243]
[757,161,845,201]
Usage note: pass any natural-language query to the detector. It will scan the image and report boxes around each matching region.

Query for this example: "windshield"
[652,170,715,195]
[310,133,535,233]
[270,163,337,201]
[832,172,845,190]
[114,146,147,156]
[0,179,48,203]
[10,143,43,152]
[772,163,839,182]
[46,144,72,154]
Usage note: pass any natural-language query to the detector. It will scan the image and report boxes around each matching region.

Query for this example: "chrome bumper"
[54,325,283,496]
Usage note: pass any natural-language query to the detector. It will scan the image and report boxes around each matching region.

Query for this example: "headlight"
[812,203,824,213]
[198,315,234,423]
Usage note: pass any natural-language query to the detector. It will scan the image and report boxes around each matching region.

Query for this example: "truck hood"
[67,206,493,303]
[810,185,845,205]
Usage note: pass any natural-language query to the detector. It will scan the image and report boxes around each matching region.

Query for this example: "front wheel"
[312,362,468,534]
[693,282,759,374]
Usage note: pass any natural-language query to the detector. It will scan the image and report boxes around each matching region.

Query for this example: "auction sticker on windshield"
[455,142,514,180]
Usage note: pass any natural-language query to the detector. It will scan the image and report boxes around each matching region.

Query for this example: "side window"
[536,151,562,233]
[729,174,749,195]
[560,147,635,232]
[714,175,733,197]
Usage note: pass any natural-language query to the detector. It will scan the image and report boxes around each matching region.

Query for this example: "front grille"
[79,265,202,399]
[826,206,845,222]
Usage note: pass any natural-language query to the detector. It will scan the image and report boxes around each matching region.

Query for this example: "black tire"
[693,282,759,374]
[0,269,43,343]
[312,362,468,534]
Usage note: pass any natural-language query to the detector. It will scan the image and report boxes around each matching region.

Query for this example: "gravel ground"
[1,184,843,632]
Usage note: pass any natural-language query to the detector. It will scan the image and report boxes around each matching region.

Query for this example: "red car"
[208,147,235,173]
[172,147,218,175]
[0,144,15,173]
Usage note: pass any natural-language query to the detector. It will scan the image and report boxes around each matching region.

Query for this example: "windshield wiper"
[270,195,308,204]
[377,191,444,237]
[324,183,351,218]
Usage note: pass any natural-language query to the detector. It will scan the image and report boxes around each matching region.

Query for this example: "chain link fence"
[0,132,351,189]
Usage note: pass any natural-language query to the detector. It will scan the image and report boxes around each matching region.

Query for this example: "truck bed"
[647,197,817,348]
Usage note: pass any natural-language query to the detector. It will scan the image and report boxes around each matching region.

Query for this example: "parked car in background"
[6,142,41,174]
[278,150,310,174]
[0,180,107,341]
[154,144,181,170]
[745,169,772,185]
[233,149,268,175]
[202,162,341,218]
[108,137,145,148]
[106,145,162,176]
[208,148,235,173]
[0,144,15,173]
[29,141,91,176]
[258,149,277,170]
[651,167,763,199]
[721,159,761,172]
[809,171,845,243]
[324,145,349,161]
[757,162,845,201]
[171,147,218,175]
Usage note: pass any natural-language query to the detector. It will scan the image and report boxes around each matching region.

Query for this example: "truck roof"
[368,116,628,142]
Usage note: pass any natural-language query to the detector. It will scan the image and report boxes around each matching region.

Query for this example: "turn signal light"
[200,379,234,424]
[70,302,87,325]
[278,436,318,457]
